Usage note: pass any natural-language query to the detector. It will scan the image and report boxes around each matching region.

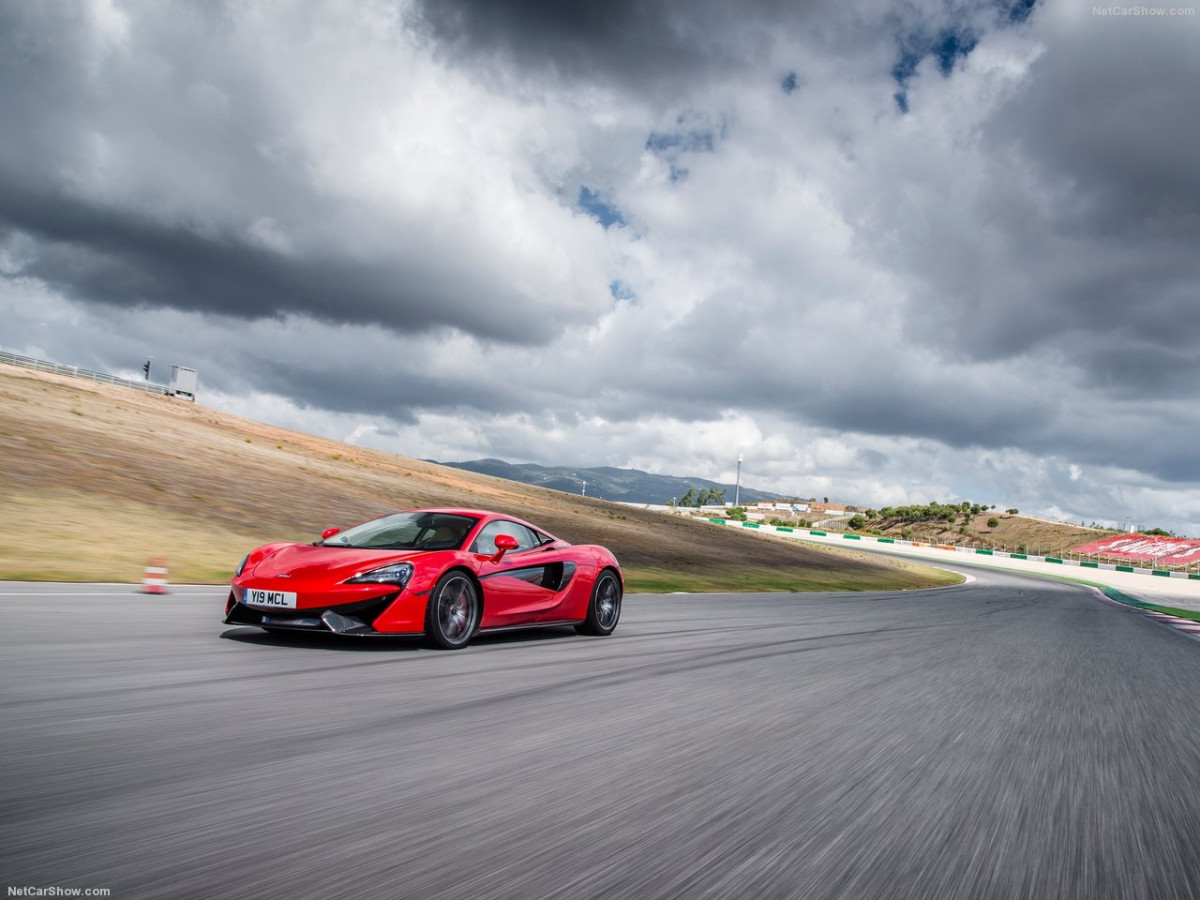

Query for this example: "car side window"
[471,520,540,554]
[417,516,474,550]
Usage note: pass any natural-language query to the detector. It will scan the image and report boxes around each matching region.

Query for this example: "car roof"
[400,508,507,518]
[399,508,551,533]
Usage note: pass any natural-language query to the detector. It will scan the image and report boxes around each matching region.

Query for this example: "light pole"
[548,474,587,498]
[734,451,743,508]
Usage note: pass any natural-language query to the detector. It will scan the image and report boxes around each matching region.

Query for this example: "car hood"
[248,543,425,580]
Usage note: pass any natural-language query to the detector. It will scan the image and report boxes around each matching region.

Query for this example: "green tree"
[680,487,698,507]
[987,517,1000,529]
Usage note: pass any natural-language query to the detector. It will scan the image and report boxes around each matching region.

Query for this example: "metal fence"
[0,350,175,397]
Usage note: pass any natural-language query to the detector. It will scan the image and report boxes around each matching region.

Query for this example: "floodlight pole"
[734,451,743,508]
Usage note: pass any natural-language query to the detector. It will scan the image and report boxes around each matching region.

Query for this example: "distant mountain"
[437,458,787,506]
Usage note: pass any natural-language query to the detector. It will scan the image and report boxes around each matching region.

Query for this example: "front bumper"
[224,591,406,636]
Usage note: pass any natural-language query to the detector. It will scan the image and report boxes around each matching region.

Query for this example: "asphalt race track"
[3,571,1200,900]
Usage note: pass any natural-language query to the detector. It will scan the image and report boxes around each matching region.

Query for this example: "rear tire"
[576,569,622,636]
[425,571,480,650]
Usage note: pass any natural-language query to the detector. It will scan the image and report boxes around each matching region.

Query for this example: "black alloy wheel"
[425,572,480,649]
[576,569,622,636]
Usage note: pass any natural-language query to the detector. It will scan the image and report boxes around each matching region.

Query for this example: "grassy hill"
[0,366,959,592]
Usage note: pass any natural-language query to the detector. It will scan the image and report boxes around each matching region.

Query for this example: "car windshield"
[318,512,479,551]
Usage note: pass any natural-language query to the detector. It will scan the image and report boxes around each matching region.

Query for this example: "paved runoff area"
[3,575,1200,900]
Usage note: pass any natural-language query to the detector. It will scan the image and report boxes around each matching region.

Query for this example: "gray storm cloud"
[0,2,611,344]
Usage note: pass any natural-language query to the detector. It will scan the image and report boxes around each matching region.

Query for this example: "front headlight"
[345,562,414,588]
[234,554,250,576]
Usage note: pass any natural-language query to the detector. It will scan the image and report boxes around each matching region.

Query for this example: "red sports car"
[224,508,623,648]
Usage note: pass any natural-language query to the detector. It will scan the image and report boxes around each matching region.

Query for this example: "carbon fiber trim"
[478,619,583,634]
[480,561,577,591]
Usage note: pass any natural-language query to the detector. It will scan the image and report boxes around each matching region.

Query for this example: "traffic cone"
[141,558,169,594]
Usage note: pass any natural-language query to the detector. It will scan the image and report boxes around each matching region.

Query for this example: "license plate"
[244,588,298,609]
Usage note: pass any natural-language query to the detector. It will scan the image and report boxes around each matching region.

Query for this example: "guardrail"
[0,350,174,397]
[704,516,1200,581]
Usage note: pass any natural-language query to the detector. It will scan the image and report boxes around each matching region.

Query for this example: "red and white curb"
[1142,611,1200,641]
[1091,589,1200,641]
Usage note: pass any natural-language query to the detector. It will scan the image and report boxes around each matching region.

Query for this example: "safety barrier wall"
[706,517,1200,581]
[0,350,174,396]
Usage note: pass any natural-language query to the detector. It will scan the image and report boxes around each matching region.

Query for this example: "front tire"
[425,571,480,650]
[576,569,622,636]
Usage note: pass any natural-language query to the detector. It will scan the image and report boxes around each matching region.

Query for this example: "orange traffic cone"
[141,558,169,594]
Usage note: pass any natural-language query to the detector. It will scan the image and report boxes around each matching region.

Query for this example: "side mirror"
[321,527,342,540]
[491,533,519,561]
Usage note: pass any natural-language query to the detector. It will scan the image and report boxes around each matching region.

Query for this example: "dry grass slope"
[0,367,959,591]
[854,515,1114,556]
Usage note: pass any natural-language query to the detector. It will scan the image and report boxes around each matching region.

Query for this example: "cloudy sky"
[2,0,1198,533]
